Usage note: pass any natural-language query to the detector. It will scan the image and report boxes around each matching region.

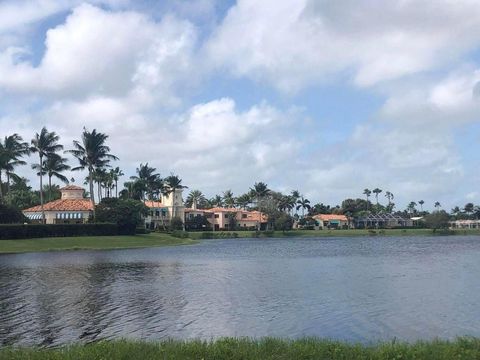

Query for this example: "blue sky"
[1,0,480,211]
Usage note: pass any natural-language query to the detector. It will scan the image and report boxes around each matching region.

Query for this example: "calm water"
[1,236,480,346]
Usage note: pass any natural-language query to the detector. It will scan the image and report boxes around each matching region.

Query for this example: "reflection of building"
[144,189,185,229]
[312,214,351,229]
[23,185,93,224]
[184,203,267,231]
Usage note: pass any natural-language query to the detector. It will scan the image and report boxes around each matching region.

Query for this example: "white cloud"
[0,4,198,105]
[206,0,480,92]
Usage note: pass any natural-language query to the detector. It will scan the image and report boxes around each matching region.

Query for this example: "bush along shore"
[1,337,480,360]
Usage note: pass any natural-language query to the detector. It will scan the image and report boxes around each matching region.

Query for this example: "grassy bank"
[1,338,480,359]
[0,232,198,254]
[187,228,480,239]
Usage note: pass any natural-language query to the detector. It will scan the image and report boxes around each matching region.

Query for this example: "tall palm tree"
[385,191,394,205]
[31,127,63,223]
[250,182,270,230]
[418,200,425,212]
[130,163,161,200]
[66,128,118,220]
[296,196,311,218]
[0,134,29,202]
[223,189,235,208]
[434,201,441,211]
[163,174,188,220]
[32,153,70,201]
[407,201,417,215]
[291,190,300,216]
[185,190,206,209]
[372,188,382,205]
[111,167,124,198]
[363,188,372,211]
[236,193,251,210]
[209,195,224,208]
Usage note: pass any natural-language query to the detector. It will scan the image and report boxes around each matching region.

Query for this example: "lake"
[1,236,480,346]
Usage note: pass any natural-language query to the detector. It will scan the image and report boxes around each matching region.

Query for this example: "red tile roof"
[313,214,348,221]
[23,199,93,212]
[60,185,85,191]
[144,200,166,208]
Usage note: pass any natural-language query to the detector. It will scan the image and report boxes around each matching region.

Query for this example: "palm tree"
[385,191,394,205]
[31,127,63,223]
[66,128,118,220]
[130,163,161,201]
[464,203,475,218]
[296,196,311,218]
[418,200,425,212]
[434,201,441,211]
[111,167,124,198]
[223,189,235,208]
[363,189,372,211]
[0,134,29,202]
[32,153,70,201]
[163,174,188,220]
[291,190,300,216]
[236,193,251,210]
[407,201,417,215]
[372,188,382,205]
[250,182,270,230]
[185,190,206,209]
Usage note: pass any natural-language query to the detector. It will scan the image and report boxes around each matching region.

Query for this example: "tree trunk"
[39,154,45,224]
[89,170,96,221]
[48,175,52,202]
[0,170,4,203]
[115,180,118,198]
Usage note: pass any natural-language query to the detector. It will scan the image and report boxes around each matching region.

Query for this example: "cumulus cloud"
[206,0,480,92]
[0,4,198,105]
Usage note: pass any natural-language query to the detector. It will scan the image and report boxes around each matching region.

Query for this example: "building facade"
[23,185,93,224]
[144,189,185,229]
[312,214,351,229]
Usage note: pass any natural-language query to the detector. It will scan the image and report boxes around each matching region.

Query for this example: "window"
[242,214,247,219]
[214,214,219,218]
[161,209,167,217]
[155,210,160,217]
[225,214,228,219]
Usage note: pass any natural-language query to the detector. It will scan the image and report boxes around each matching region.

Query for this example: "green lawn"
[1,338,480,360]
[0,232,198,254]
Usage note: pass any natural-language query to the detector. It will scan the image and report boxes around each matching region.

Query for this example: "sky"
[1,0,480,211]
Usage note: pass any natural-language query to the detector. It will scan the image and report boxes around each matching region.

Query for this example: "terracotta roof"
[60,185,85,191]
[185,208,213,213]
[144,200,166,208]
[313,214,348,221]
[23,199,93,212]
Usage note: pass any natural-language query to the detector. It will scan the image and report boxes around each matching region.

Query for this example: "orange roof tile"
[23,199,93,212]
[144,200,166,208]
[60,185,85,191]
[312,214,348,221]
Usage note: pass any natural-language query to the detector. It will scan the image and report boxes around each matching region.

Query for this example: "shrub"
[0,204,28,224]
[96,198,148,235]
[0,223,120,240]
[169,217,184,231]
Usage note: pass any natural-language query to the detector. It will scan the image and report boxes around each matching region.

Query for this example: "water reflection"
[1,236,480,346]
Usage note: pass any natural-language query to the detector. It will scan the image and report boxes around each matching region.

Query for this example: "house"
[354,213,413,229]
[184,205,267,231]
[312,214,351,229]
[449,219,480,229]
[23,185,93,224]
[143,189,185,230]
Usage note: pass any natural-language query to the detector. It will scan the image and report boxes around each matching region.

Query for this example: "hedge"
[0,223,122,240]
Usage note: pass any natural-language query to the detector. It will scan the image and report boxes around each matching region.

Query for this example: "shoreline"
[1,338,479,359]
[1,228,479,255]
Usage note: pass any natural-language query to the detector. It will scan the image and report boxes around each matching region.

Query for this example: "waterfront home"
[22,185,93,224]
[449,219,480,229]
[143,189,185,230]
[312,214,351,229]
[354,213,413,229]
[184,206,267,231]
